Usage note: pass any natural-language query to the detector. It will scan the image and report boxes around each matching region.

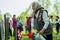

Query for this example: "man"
[26,17,31,33]
[12,15,17,40]
[55,16,60,34]
[17,17,23,32]
[49,16,54,26]
[31,1,53,40]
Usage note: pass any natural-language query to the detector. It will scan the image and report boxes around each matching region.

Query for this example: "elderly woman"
[31,1,53,40]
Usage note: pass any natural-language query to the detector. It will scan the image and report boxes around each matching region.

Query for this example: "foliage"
[5,12,12,18]
[38,0,60,23]
[0,13,2,20]
[17,5,31,26]
[17,12,29,26]
[38,0,51,10]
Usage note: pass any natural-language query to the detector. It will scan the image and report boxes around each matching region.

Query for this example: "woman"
[7,18,12,36]
[31,1,53,40]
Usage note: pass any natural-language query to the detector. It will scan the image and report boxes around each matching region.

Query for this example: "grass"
[53,28,60,40]
[4,28,60,40]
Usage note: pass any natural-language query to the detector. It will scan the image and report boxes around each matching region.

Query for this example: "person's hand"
[39,28,46,34]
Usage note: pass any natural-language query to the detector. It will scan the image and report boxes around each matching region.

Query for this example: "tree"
[38,0,51,10]
[0,13,2,20]
[0,10,2,20]
[5,12,12,18]
[53,0,60,16]
[17,5,31,26]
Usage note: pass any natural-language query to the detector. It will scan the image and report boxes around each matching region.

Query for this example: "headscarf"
[32,1,41,11]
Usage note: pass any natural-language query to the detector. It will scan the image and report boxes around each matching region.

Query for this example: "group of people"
[25,1,60,40]
[49,15,60,34]
[0,1,60,40]
[6,15,23,40]
[26,1,53,40]
[6,1,53,40]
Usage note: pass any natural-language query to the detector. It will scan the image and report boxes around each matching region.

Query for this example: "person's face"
[32,4,35,11]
